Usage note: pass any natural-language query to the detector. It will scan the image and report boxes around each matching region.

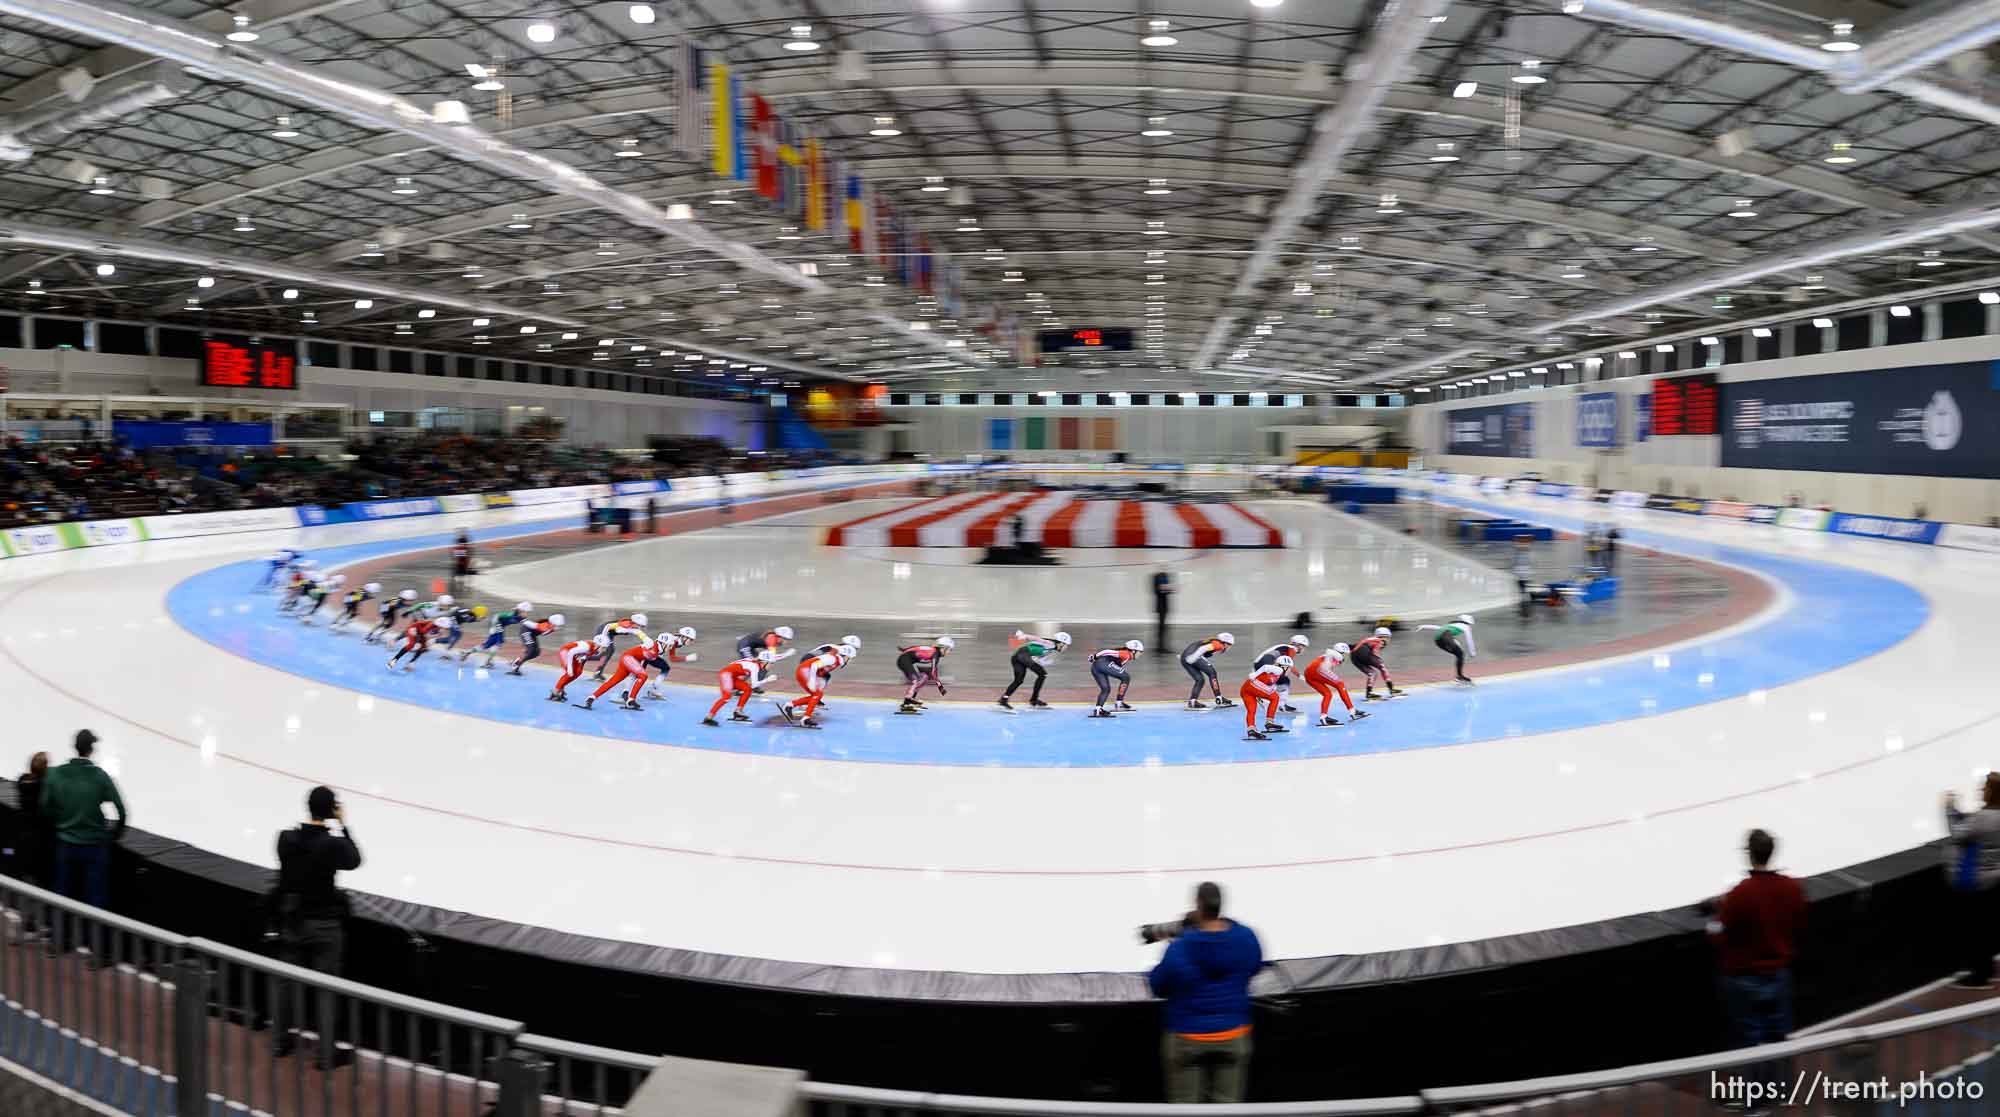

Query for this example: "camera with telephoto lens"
[1138,912,1199,945]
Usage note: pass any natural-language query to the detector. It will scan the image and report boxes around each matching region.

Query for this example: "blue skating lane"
[163,493,1927,768]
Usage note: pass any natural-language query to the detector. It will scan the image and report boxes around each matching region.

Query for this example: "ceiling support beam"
[1189,0,1454,373]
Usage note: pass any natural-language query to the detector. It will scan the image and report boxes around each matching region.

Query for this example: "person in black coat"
[11,751,53,887]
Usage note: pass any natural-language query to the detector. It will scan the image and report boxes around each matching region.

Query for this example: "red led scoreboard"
[1650,372,1718,436]
[201,340,299,390]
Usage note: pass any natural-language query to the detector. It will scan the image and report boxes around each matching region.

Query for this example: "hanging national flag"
[674,40,704,159]
[860,180,881,263]
[847,173,867,255]
[730,69,747,181]
[804,135,826,231]
[777,117,804,219]
[752,95,777,198]
[708,59,733,179]
[915,233,932,294]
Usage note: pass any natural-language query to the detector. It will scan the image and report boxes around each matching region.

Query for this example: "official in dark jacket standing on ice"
[1147,881,1264,1103]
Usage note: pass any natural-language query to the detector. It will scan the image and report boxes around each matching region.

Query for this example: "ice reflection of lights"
[893,563,913,580]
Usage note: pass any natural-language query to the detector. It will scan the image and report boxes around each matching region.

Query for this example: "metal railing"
[4,869,1999,1116]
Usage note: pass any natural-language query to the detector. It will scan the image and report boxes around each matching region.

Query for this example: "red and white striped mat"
[823,492,1283,548]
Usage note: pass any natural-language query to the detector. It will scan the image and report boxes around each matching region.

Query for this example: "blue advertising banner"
[1575,392,1621,448]
[1826,512,1943,545]
[1721,362,1998,478]
[988,418,1012,450]
[343,497,443,521]
[1634,392,1651,443]
[295,505,356,527]
[1443,402,1535,458]
[611,480,666,496]
[113,420,274,449]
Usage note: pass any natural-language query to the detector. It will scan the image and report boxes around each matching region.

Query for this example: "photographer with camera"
[1143,881,1263,1104]
[271,786,362,1067]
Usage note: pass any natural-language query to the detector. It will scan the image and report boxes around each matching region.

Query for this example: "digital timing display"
[201,341,299,390]
[1037,327,1133,352]
[1650,372,1718,436]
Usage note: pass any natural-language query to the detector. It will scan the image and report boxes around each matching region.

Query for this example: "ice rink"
[3,482,1994,976]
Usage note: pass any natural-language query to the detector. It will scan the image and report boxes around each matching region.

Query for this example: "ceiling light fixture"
[281,288,298,299]
[1141,20,1178,47]
[270,115,300,138]
[353,299,373,309]
[1824,142,1856,165]
[1140,116,1173,138]
[1811,317,1834,328]
[1430,142,1459,162]
[1143,179,1172,196]
[525,21,557,44]
[196,276,215,288]
[233,215,255,232]
[921,175,949,193]
[1452,81,1478,98]
[226,14,258,42]
[1981,292,2000,305]
[1513,60,1548,85]
[1821,21,1859,52]
[87,176,113,195]
[1727,200,1757,218]
[94,263,115,277]
[1888,304,1912,317]
[628,4,655,24]
[391,176,419,195]
[505,213,532,229]
[868,116,901,137]
[784,25,820,51]
[613,138,643,158]
[1751,327,1773,338]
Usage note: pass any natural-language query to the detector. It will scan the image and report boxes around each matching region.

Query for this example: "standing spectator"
[450,530,473,592]
[1943,775,2000,988]
[272,786,362,1064]
[1151,569,1174,645]
[41,730,126,910]
[1147,882,1263,1104]
[10,751,54,888]
[1707,830,1807,1063]
[644,496,657,534]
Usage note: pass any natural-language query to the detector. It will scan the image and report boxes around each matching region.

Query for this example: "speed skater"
[464,602,533,666]
[1179,632,1238,709]
[894,636,955,714]
[778,639,857,727]
[1303,643,1369,727]
[1086,640,1144,718]
[1349,627,1405,700]
[385,617,439,671]
[998,630,1070,710]
[1250,634,1311,713]
[1416,614,1477,684]
[579,628,696,710]
[364,589,418,644]
[702,650,777,725]
[330,582,380,632]
[1239,658,1295,740]
[586,613,650,680]
[506,613,565,675]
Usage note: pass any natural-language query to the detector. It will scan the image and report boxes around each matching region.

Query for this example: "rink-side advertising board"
[139,507,304,540]
[1938,523,2000,554]
[346,498,444,521]
[1825,512,1944,545]
[1721,361,2000,478]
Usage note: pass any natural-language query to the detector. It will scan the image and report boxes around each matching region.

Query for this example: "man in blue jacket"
[1147,881,1264,1103]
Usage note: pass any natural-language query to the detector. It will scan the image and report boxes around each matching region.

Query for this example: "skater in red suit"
[385,617,438,671]
[1304,643,1369,727]
[780,640,857,728]
[1239,659,1294,740]
[703,651,775,725]
[580,632,697,711]
[547,638,597,702]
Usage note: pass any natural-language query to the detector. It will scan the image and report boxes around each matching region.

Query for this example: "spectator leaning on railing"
[1146,881,1264,1104]
[1943,774,2000,988]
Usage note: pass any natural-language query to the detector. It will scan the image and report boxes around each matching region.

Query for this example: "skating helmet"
[1374,626,1392,638]
[1332,642,1351,656]
[678,625,698,640]
[1053,631,1072,646]
[840,637,860,651]
[516,602,533,614]
[1458,613,1474,626]
[1216,632,1235,645]
[774,625,795,640]
[301,559,318,569]
[757,649,778,662]
[630,612,649,628]
[437,594,455,607]
[842,634,861,647]
[364,582,381,594]
[328,574,347,587]
[399,589,417,601]
[1275,654,1296,670]
[1288,633,1309,647]
[936,636,956,650]
[1124,639,1144,653]
[548,614,567,627]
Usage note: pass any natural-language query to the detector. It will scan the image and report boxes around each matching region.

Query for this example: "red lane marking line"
[1112,501,1148,548]
[1228,502,1285,547]
[823,488,946,546]
[963,492,1047,548]
[886,492,1000,548]
[1039,499,1090,549]
[1172,503,1223,549]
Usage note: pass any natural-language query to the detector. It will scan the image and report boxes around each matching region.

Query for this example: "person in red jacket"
[1706,829,1807,1072]
[385,617,438,672]
[1238,659,1292,740]
[1303,643,1369,728]
[547,638,597,703]
[579,634,696,711]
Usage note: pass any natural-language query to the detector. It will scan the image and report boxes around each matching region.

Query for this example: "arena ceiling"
[1,0,1999,394]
